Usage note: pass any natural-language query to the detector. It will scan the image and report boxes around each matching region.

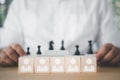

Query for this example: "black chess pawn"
[60,40,65,50]
[37,45,42,55]
[49,41,54,50]
[74,45,81,55]
[26,47,30,55]
[88,40,93,54]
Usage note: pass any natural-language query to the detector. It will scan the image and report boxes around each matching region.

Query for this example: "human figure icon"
[67,58,79,72]
[21,58,32,72]
[36,58,49,72]
[83,58,95,72]
[52,58,64,72]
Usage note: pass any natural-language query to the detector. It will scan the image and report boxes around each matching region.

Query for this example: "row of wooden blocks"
[18,55,97,74]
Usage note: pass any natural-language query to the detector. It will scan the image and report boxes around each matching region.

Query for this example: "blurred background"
[0,0,120,28]
[0,0,12,27]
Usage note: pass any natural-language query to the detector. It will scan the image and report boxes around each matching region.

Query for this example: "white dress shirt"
[0,0,120,54]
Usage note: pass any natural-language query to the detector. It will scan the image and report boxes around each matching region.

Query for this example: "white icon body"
[21,58,32,72]
[36,58,49,72]
[83,58,95,72]
[67,58,79,72]
[52,58,64,72]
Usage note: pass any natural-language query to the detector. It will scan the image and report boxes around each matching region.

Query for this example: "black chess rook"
[88,40,93,54]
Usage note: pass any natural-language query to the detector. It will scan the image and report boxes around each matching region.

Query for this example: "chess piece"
[74,45,80,55]
[60,40,65,50]
[37,45,42,55]
[49,41,54,50]
[88,40,93,54]
[26,47,30,55]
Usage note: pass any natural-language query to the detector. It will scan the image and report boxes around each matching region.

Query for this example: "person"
[0,0,120,67]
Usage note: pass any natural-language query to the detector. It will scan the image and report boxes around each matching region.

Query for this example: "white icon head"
[70,58,76,65]
[86,58,92,65]
[55,59,61,65]
[23,58,29,65]
[39,58,45,64]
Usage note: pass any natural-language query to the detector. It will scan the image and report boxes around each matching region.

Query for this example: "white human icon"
[21,58,32,72]
[52,58,64,72]
[36,58,49,72]
[67,58,79,72]
[24,58,29,65]
[39,58,45,64]
[83,58,95,72]
[70,58,76,65]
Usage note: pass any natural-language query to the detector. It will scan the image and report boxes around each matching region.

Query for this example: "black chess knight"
[49,41,54,50]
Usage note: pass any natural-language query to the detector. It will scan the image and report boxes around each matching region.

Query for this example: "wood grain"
[0,66,120,80]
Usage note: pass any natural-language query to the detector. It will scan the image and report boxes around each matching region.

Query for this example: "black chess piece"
[49,41,54,50]
[26,47,30,55]
[74,45,81,55]
[37,45,42,55]
[60,40,65,50]
[88,40,93,54]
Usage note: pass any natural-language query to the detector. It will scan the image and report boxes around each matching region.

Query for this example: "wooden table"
[0,66,120,80]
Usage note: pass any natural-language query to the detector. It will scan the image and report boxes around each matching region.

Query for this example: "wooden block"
[34,56,50,74]
[18,56,34,73]
[50,56,65,73]
[81,55,97,72]
[65,56,81,73]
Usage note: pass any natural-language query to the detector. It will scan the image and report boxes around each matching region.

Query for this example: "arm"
[0,0,25,66]
[96,0,120,65]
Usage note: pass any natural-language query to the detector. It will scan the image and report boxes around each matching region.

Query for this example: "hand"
[96,43,120,66]
[0,44,25,67]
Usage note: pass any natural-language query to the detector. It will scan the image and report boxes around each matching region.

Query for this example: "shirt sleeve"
[96,0,120,48]
[0,0,24,48]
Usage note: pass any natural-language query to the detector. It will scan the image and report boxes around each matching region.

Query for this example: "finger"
[0,52,14,65]
[0,51,7,66]
[10,44,25,56]
[101,46,119,63]
[110,52,120,65]
[96,43,113,61]
[4,47,19,63]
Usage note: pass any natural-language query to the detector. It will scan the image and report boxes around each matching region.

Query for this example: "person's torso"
[19,0,99,54]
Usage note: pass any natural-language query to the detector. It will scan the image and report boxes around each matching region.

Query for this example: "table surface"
[0,66,120,80]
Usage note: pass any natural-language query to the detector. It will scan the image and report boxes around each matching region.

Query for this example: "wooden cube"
[18,56,34,73]
[65,56,80,73]
[34,56,50,74]
[50,56,65,73]
[81,55,97,72]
